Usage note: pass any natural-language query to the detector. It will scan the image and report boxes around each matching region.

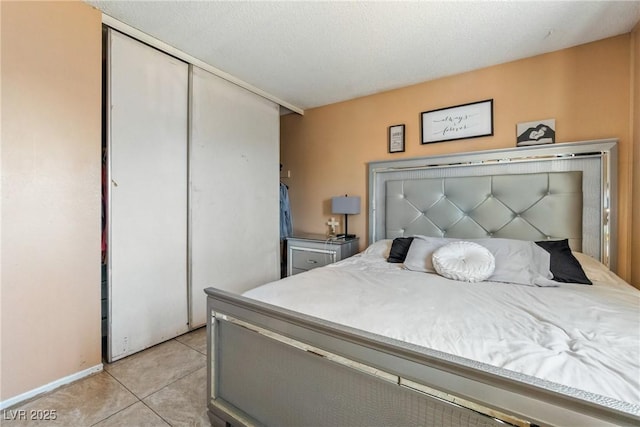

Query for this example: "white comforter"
[244,246,640,406]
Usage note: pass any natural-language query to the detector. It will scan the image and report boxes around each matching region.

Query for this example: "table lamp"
[331,195,360,239]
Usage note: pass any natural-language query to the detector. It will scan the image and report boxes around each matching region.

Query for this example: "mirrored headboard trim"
[368,139,618,270]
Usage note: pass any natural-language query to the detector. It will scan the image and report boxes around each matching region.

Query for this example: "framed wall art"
[421,99,493,144]
[516,119,556,146]
[388,124,405,153]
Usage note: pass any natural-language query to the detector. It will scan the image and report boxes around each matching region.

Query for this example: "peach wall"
[281,35,635,283]
[632,23,640,287]
[1,1,102,400]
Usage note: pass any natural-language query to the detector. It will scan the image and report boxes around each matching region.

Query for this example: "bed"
[205,138,640,426]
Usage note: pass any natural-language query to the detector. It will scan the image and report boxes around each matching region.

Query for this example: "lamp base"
[336,234,356,240]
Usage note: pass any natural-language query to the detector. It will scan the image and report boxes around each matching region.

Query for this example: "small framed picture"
[388,124,405,153]
[516,119,556,146]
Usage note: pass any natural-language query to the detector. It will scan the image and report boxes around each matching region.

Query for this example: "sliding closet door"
[190,66,280,327]
[107,30,189,361]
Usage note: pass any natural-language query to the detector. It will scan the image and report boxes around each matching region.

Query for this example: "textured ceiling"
[87,1,640,112]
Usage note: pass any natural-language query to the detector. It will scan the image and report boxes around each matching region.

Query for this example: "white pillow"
[432,241,495,282]
[403,236,456,272]
[572,252,636,291]
[362,239,392,259]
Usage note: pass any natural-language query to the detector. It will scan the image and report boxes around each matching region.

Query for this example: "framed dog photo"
[516,119,556,146]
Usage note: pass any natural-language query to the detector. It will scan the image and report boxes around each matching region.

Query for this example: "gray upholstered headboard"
[368,139,618,270]
[384,171,584,250]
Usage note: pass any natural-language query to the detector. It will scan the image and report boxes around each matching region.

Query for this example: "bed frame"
[205,139,639,426]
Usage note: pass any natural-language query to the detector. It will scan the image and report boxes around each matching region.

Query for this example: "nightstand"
[287,234,360,276]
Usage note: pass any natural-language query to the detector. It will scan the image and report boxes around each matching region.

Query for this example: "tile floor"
[2,328,224,427]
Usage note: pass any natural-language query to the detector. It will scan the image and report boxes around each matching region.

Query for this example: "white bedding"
[244,242,640,406]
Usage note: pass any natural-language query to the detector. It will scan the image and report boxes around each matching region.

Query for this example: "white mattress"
[244,242,640,407]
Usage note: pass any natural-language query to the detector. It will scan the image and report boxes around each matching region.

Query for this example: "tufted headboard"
[385,171,583,250]
[368,139,618,270]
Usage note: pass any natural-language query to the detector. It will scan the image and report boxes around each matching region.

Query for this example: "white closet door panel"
[190,66,280,326]
[108,31,189,361]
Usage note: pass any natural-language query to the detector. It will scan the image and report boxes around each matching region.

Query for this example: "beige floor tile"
[104,340,205,399]
[1,372,137,427]
[92,401,169,427]
[174,327,207,354]
[143,367,210,427]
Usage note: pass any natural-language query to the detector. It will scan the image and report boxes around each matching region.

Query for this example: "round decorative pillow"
[432,241,495,282]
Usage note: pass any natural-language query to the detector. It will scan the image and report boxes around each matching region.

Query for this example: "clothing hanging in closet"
[280,182,293,240]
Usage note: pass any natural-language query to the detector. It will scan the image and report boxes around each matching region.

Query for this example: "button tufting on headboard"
[384,171,583,251]
[369,140,618,269]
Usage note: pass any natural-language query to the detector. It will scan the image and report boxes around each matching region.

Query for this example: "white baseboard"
[0,364,103,410]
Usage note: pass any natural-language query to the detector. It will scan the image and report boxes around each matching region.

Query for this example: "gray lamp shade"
[332,196,361,214]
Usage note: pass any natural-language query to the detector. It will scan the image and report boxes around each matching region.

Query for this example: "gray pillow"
[403,236,455,272]
[473,238,555,287]
[404,235,556,287]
